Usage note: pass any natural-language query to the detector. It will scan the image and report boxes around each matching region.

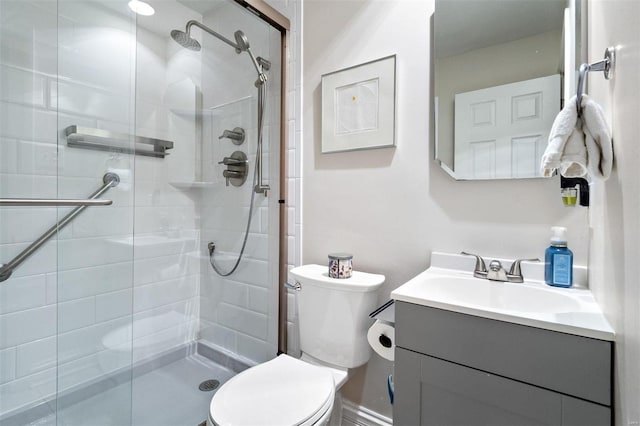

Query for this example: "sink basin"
[422,274,581,314]
[391,253,614,340]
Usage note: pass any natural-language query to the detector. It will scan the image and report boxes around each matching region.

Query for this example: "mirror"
[434,0,582,180]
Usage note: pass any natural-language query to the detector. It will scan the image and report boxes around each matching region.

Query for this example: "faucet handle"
[218,127,245,145]
[218,157,247,166]
[508,258,541,277]
[461,251,488,274]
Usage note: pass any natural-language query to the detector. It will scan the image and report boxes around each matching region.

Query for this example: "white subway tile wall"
[197,1,283,365]
[0,0,301,419]
[0,0,201,417]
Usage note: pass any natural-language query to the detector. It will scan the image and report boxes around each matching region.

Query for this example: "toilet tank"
[290,264,385,369]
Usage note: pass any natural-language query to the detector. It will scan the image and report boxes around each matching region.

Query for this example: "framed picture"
[321,55,396,153]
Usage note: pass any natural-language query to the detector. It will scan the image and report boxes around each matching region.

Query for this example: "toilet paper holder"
[368,300,396,361]
[369,300,396,398]
[369,299,395,324]
[370,300,395,348]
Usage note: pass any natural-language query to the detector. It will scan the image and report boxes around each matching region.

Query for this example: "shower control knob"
[223,170,244,179]
[219,151,248,188]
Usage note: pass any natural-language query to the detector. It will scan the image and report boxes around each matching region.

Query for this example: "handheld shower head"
[234,30,250,52]
[170,29,201,51]
[233,30,265,83]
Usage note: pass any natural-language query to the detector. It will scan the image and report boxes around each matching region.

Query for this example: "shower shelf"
[65,125,174,158]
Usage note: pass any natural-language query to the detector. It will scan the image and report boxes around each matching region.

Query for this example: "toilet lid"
[209,354,335,426]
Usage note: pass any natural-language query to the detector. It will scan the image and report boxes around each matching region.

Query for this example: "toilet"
[207,264,385,426]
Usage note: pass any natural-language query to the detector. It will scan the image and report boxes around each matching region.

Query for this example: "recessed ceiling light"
[128,0,155,16]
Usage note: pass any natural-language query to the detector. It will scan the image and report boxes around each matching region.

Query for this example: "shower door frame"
[231,0,290,355]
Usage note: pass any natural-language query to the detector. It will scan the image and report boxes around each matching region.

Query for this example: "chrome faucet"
[461,252,539,283]
[218,127,245,145]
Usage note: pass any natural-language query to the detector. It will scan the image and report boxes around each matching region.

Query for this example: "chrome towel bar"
[0,173,120,282]
[576,47,615,117]
[0,199,112,207]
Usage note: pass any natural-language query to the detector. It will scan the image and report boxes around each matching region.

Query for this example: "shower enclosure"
[0,0,286,424]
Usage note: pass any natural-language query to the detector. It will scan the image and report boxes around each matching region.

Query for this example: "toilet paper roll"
[367,320,395,361]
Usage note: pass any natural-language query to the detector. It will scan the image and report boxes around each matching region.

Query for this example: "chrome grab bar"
[0,173,120,283]
[0,199,112,207]
[65,125,174,159]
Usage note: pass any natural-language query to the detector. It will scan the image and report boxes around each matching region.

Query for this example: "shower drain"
[199,379,220,392]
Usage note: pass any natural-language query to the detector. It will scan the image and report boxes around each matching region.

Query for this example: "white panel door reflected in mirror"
[454,75,560,179]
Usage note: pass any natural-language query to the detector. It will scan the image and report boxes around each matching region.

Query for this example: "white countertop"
[391,252,615,341]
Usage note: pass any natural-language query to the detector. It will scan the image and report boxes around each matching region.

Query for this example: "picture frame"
[321,55,396,153]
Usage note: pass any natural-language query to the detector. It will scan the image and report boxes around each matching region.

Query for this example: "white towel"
[559,125,588,178]
[541,95,586,178]
[541,95,612,180]
[581,95,613,180]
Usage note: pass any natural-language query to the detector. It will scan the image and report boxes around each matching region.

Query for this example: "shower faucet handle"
[223,170,245,187]
[219,151,248,188]
[218,127,245,145]
[218,157,247,166]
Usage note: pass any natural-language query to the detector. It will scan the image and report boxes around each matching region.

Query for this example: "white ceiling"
[115,0,229,38]
[133,0,215,37]
[435,0,566,58]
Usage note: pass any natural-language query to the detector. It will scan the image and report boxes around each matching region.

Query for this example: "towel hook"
[576,47,615,116]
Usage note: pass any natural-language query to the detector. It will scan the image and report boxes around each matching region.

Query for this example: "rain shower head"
[170,22,266,84]
[171,20,240,53]
[170,29,201,51]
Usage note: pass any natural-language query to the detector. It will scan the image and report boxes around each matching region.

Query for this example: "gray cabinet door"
[562,396,611,426]
[394,348,611,426]
[394,347,422,426]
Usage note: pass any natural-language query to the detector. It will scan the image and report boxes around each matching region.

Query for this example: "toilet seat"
[209,354,335,426]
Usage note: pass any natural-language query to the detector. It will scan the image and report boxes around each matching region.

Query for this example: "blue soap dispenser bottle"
[545,226,573,288]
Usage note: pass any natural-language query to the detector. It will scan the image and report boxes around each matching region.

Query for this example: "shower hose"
[209,78,266,277]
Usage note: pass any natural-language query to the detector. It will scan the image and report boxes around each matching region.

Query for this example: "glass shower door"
[0,0,283,424]
[54,0,136,424]
[0,1,62,422]
[0,0,137,424]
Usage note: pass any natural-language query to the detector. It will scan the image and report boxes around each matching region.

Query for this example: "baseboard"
[341,400,393,426]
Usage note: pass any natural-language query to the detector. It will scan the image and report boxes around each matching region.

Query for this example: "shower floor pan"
[6,343,248,426]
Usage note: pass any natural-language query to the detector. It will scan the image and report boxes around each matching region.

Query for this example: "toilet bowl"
[207,264,384,426]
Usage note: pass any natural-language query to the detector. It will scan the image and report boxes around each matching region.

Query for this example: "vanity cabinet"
[393,302,613,426]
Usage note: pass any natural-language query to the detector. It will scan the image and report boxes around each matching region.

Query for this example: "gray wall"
[587,0,640,424]
[302,0,589,418]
